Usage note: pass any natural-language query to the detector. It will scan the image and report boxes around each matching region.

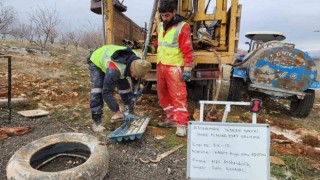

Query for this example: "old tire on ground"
[227,77,244,101]
[290,89,315,118]
[7,133,109,180]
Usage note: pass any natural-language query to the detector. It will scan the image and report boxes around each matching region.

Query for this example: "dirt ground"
[1,41,320,179]
[0,114,187,180]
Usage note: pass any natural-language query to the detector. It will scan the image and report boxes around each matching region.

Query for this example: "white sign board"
[187,122,270,180]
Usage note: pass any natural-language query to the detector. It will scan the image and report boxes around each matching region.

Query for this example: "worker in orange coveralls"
[145,0,194,137]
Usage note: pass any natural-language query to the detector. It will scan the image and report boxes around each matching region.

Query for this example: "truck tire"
[142,81,153,94]
[203,83,214,100]
[191,84,204,101]
[290,89,315,118]
[227,77,244,101]
[190,81,214,101]
[7,133,109,180]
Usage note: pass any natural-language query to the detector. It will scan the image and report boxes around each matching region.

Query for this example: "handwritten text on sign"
[187,122,270,180]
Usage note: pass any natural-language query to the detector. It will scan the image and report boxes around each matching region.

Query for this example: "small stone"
[270,156,285,166]
[284,171,293,178]
[155,135,165,140]
[167,168,171,174]
[66,160,73,165]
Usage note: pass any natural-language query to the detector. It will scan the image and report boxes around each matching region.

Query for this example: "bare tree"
[11,23,29,40]
[49,28,59,44]
[0,25,11,40]
[25,24,35,43]
[0,1,16,40]
[59,32,70,51]
[81,30,103,50]
[28,6,59,50]
[80,21,103,51]
[67,30,82,52]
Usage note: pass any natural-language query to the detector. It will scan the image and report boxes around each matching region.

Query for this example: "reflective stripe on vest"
[107,61,126,79]
[157,21,185,66]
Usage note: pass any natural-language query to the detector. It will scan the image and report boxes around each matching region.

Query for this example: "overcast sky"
[3,0,320,52]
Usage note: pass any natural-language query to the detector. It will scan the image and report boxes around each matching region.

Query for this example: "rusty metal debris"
[0,126,32,140]
[139,144,184,164]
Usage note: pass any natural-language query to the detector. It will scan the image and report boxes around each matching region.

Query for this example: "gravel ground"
[0,113,186,180]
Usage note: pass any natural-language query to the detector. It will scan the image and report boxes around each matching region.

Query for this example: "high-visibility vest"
[157,21,186,66]
[90,45,140,79]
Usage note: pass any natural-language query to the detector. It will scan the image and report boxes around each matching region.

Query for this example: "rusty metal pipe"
[8,56,11,123]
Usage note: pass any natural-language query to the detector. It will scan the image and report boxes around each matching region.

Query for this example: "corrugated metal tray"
[108,117,150,142]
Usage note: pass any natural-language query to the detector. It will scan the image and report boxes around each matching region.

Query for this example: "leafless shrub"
[59,32,70,51]
[0,1,16,40]
[80,21,103,51]
[67,30,82,52]
[28,6,60,50]
[81,30,103,51]
[11,23,29,40]
[49,28,59,44]
[25,24,35,43]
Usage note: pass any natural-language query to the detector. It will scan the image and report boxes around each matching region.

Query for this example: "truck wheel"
[191,84,204,101]
[7,133,109,180]
[290,89,315,118]
[142,81,153,94]
[227,77,244,101]
[203,84,214,100]
[190,81,214,101]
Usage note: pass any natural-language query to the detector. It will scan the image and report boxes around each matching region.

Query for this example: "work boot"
[92,122,106,132]
[157,113,175,128]
[123,112,141,121]
[124,104,144,117]
[157,121,176,128]
[176,126,187,137]
[110,113,124,123]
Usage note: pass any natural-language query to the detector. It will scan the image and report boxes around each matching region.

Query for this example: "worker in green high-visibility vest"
[87,45,151,132]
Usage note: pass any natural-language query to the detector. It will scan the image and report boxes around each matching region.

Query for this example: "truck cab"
[245,31,295,52]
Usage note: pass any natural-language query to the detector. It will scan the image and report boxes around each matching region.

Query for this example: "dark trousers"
[88,62,134,123]
[88,62,104,123]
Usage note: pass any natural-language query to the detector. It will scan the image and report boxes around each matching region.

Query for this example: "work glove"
[122,112,141,121]
[132,84,144,102]
[86,50,94,63]
[142,45,155,54]
[182,67,192,82]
